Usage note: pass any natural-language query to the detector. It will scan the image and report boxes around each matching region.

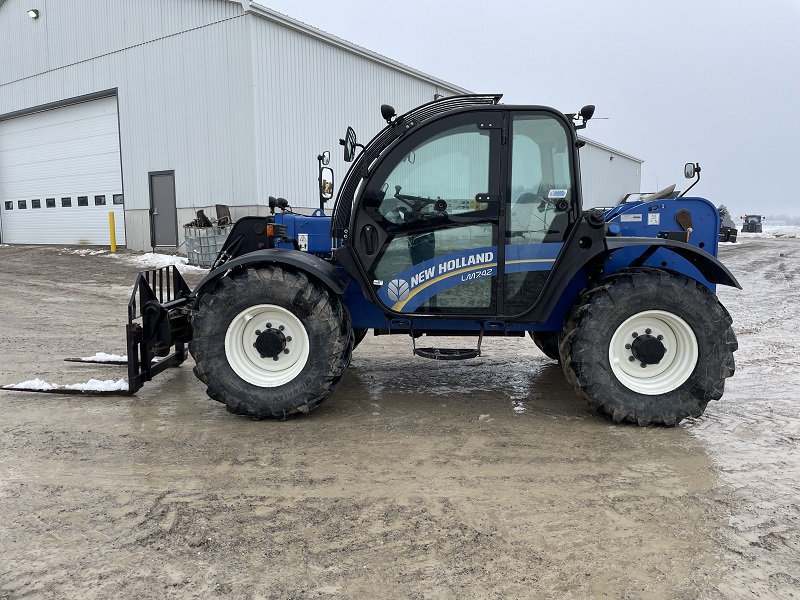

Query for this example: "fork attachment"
[127,265,193,393]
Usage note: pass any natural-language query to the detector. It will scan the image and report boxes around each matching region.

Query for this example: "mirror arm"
[678,164,701,197]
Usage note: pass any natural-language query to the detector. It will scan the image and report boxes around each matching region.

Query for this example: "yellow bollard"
[109,212,117,253]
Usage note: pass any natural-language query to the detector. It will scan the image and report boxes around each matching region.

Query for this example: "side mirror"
[343,127,357,162]
[320,167,334,201]
[320,150,330,166]
[679,162,701,197]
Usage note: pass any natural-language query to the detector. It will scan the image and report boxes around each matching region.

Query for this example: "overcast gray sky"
[263,0,800,219]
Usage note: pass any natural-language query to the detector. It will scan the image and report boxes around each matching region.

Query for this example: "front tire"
[352,328,368,350]
[189,266,352,419]
[560,269,737,426]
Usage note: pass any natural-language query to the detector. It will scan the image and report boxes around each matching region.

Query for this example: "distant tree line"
[763,214,800,225]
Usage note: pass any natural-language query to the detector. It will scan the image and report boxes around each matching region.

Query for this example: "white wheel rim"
[224,304,310,387]
[608,310,698,395]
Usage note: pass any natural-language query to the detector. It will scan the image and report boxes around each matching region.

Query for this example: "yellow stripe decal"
[391,258,555,311]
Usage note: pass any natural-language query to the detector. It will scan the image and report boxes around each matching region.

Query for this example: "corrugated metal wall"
[579,141,642,209]
[1,1,256,249]
[0,0,467,249]
[1,16,256,209]
[249,15,465,210]
[1,0,638,250]
[0,0,242,85]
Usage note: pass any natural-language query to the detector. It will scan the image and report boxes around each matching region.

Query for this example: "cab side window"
[509,116,573,244]
[370,124,491,226]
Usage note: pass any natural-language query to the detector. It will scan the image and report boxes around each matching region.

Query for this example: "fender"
[604,237,741,289]
[191,249,349,299]
[525,219,741,326]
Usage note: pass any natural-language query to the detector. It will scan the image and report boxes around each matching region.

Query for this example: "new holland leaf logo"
[387,279,410,302]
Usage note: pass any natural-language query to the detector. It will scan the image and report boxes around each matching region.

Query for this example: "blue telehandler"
[11,95,741,426]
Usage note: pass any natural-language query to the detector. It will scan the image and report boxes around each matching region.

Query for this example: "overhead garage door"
[0,96,125,245]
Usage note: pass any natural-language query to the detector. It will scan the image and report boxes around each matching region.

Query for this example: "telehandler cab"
[5,94,739,426]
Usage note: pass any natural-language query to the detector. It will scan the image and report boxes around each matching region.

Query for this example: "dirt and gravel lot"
[0,238,798,599]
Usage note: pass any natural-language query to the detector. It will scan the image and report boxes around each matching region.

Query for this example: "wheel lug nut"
[283,349,290,354]
[272,356,279,361]
[255,330,261,336]
[628,356,635,362]
[625,343,631,350]
[640,362,647,368]
[645,328,652,335]
[657,335,663,340]
[266,322,272,328]
[279,325,285,331]
[632,332,638,338]
[286,336,292,342]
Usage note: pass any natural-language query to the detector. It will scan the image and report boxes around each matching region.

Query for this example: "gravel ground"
[0,239,798,599]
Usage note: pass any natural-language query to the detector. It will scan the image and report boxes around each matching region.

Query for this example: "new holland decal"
[377,243,562,312]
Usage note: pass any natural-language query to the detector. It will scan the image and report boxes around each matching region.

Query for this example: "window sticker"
[548,189,568,199]
[620,214,643,222]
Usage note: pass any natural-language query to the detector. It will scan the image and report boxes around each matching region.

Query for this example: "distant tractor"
[741,214,764,233]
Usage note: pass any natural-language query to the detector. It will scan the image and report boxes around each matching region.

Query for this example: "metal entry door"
[149,171,177,246]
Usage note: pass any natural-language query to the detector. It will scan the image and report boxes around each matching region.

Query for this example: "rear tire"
[559,269,737,426]
[189,266,352,419]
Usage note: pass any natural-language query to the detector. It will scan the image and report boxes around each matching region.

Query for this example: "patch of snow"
[64,378,129,392]
[104,251,208,273]
[5,378,59,390]
[771,227,797,238]
[739,226,800,240]
[59,248,109,256]
[80,352,127,362]
[0,244,9,248]
[3,378,128,392]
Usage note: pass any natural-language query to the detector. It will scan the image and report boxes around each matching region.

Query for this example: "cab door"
[351,111,503,315]
[502,112,576,315]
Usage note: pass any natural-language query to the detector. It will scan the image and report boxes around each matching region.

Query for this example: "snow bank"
[771,227,797,238]
[3,378,129,392]
[59,248,109,256]
[104,251,208,273]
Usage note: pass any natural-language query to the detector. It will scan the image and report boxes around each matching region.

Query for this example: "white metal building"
[0,0,642,250]
[579,137,643,209]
